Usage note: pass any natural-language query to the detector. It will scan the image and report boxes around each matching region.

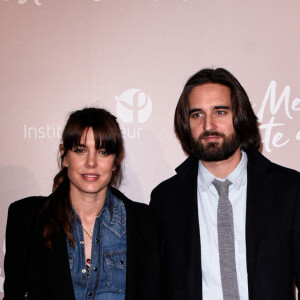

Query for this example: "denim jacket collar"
[102,187,126,239]
[71,187,126,239]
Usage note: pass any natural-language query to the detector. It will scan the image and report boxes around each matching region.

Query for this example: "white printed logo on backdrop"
[24,124,62,139]
[2,0,103,6]
[2,0,43,6]
[115,89,153,139]
[257,81,300,153]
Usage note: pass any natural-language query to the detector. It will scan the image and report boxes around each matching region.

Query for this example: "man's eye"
[191,112,203,118]
[216,110,226,115]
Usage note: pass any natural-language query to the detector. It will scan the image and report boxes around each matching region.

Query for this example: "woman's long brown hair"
[43,108,124,249]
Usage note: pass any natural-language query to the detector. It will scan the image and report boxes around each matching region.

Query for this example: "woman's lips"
[81,174,99,181]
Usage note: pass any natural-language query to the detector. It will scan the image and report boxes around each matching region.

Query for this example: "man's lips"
[202,135,221,141]
[81,174,99,181]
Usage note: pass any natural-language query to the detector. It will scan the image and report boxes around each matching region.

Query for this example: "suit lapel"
[172,156,203,299]
[26,210,75,300]
[246,151,275,293]
[44,231,75,299]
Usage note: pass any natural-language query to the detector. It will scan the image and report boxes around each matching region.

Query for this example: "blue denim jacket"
[67,188,127,300]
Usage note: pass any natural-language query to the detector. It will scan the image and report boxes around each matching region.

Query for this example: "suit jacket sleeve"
[4,201,30,299]
[4,203,20,299]
[4,197,43,299]
[293,172,300,288]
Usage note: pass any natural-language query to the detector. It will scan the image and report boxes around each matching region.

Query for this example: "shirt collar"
[198,151,248,192]
[102,187,126,238]
[101,187,114,221]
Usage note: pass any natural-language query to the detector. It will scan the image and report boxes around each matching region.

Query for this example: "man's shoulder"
[269,160,300,184]
[150,155,199,213]
[152,155,198,194]
[248,150,300,182]
[151,173,179,196]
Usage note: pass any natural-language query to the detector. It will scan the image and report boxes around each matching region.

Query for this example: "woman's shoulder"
[5,196,50,244]
[110,187,162,230]
[8,196,49,219]
[110,187,151,212]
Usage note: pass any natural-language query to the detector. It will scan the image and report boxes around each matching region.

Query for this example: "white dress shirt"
[197,151,249,300]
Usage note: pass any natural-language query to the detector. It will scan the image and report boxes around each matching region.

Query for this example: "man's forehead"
[190,83,230,93]
[189,84,232,108]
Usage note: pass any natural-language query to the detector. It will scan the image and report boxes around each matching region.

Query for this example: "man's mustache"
[199,131,225,139]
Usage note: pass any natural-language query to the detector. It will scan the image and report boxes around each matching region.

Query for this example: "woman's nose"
[86,152,97,168]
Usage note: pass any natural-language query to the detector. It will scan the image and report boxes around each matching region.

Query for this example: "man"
[150,68,300,300]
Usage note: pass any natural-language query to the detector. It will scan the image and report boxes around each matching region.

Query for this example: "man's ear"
[59,144,68,167]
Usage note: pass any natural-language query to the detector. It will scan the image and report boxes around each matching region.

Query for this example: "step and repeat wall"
[1,0,300,295]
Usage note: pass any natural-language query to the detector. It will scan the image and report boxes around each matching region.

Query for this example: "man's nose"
[203,115,216,132]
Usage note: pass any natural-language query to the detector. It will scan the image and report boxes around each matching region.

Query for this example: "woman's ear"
[112,155,117,171]
[59,144,68,167]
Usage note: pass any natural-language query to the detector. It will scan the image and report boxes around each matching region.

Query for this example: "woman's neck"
[70,188,107,226]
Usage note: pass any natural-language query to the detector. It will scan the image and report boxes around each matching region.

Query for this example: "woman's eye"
[99,149,108,155]
[73,148,85,153]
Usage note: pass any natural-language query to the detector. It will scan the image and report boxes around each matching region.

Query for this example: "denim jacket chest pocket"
[99,204,127,294]
[104,250,127,293]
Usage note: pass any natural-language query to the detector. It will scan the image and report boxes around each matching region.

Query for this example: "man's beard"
[191,131,240,162]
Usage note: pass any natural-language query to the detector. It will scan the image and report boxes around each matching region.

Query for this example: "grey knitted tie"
[212,179,240,300]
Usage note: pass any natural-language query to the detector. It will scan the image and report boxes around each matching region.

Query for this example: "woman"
[4,108,165,300]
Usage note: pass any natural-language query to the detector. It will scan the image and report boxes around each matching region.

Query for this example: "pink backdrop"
[1,0,300,296]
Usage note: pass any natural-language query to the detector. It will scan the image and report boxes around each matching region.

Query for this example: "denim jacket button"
[88,292,92,296]
[93,267,98,271]
[82,269,86,273]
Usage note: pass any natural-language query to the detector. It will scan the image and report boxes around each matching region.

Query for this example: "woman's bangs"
[93,124,119,155]
[64,123,87,150]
